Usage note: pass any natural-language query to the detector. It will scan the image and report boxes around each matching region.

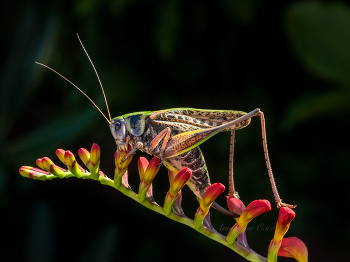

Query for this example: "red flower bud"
[55,149,66,164]
[35,158,45,170]
[143,157,161,184]
[169,168,192,197]
[138,157,149,180]
[273,207,295,243]
[90,143,100,166]
[78,148,90,166]
[19,166,48,179]
[226,196,246,215]
[200,183,225,212]
[64,151,76,167]
[41,157,54,171]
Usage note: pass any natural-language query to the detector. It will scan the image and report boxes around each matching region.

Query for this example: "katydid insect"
[36,35,295,218]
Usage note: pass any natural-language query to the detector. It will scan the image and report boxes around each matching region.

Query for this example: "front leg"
[148,127,171,167]
[121,141,143,162]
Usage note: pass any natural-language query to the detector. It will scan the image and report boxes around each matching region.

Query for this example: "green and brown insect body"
[110,108,252,217]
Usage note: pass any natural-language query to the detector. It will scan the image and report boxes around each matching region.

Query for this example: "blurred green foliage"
[1,1,350,261]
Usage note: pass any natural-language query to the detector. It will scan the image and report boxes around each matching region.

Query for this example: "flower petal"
[236,200,271,228]
[78,148,90,166]
[138,157,149,180]
[90,143,100,166]
[55,149,66,164]
[19,166,49,179]
[273,207,295,242]
[201,183,225,211]
[278,237,308,262]
[169,168,192,197]
[143,157,161,184]
[226,196,246,215]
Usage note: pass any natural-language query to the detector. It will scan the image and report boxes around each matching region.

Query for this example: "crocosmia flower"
[227,200,271,245]
[278,237,308,262]
[273,207,295,243]
[268,207,296,262]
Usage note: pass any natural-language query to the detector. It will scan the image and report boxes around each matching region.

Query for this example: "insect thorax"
[123,112,151,137]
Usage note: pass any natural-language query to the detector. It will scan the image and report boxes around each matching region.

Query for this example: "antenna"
[35,62,111,124]
[77,34,111,121]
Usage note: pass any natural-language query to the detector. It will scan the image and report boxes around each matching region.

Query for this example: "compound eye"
[115,122,121,130]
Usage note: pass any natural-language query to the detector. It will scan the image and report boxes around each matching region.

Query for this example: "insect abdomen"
[163,147,210,198]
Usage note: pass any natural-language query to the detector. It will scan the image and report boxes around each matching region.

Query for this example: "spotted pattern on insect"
[150,109,251,131]
[151,120,203,132]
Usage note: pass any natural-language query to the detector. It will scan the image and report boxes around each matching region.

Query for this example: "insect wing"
[149,108,251,131]
[163,109,260,158]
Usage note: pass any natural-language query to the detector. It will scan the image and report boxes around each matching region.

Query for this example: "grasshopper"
[36,36,295,218]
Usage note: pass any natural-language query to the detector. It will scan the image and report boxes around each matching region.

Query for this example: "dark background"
[1,0,349,261]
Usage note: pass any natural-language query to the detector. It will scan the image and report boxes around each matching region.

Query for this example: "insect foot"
[277,200,297,209]
[121,142,143,163]
[19,143,308,262]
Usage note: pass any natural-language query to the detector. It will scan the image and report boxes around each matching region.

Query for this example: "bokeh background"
[1,0,350,261]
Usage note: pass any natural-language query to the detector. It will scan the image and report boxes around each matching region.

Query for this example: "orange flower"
[169,168,192,197]
[78,148,90,166]
[163,168,192,216]
[55,149,66,164]
[278,237,308,262]
[194,183,225,229]
[64,151,76,168]
[36,157,53,171]
[273,207,295,242]
[143,157,161,184]
[227,200,271,245]
[200,183,225,212]
[64,150,84,177]
[268,207,296,262]
[19,166,49,180]
[138,157,149,180]
[138,157,161,202]
[226,196,248,248]
[90,143,100,166]
[237,200,271,228]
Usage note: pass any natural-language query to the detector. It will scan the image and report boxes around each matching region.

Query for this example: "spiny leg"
[121,127,171,164]
[121,142,143,162]
[149,127,171,167]
[158,108,295,208]
[258,111,296,209]
[228,130,239,198]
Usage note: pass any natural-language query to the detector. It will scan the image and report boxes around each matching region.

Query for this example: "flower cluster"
[19,143,307,262]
